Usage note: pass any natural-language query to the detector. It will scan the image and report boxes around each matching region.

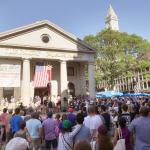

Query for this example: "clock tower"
[105,5,119,31]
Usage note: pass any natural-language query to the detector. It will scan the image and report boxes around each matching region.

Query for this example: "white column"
[21,58,30,106]
[60,60,68,98]
[88,62,95,99]
[80,63,86,95]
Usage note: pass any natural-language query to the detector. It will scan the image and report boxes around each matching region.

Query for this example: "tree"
[84,29,150,89]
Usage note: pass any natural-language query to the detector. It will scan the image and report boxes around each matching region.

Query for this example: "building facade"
[97,68,150,93]
[0,20,96,106]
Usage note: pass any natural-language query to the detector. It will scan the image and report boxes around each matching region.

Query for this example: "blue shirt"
[10,115,23,133]
[129,116,150,150]
[74,124,91,143]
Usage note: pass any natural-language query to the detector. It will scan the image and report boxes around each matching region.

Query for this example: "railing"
[97,68,150,92]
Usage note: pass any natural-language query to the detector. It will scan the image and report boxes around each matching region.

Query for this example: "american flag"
[33,62,52,87]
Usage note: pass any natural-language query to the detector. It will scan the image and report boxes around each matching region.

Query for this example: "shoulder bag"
[114,128,125,150]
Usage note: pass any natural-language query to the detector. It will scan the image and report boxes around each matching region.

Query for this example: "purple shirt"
[67,113,76,126]
[42,118,57,140]
[121,127,131,150]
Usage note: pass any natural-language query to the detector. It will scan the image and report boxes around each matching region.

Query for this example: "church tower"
[105,4,119,31]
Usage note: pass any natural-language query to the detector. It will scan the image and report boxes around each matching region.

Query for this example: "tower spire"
[105,4,119,31]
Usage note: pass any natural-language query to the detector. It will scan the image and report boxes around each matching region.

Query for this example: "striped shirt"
[57,125,82,150]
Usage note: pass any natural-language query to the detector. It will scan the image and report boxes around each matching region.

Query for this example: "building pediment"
[0,20,95,53]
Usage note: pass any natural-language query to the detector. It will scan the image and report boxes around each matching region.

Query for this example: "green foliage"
[84,29,150,88]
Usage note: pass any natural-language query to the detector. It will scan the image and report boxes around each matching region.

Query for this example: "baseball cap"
[68,108,74,113]
[62,120,71,129]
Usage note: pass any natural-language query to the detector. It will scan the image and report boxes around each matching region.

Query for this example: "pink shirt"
[0,113,9,126]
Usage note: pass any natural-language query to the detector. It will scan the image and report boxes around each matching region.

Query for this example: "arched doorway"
[68,82,75,96]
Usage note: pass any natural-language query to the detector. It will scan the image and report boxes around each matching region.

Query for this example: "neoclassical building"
[0,20,95,106]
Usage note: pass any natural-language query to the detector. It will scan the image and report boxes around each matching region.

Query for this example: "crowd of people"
[0,95,150,150]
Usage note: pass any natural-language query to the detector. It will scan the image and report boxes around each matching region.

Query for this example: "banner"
[0,61,21,87]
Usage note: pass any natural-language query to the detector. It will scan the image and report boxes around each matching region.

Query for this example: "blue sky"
[0,0,150,41]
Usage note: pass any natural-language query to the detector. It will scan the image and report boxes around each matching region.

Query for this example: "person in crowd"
[48,100,53,112]
[14,120,29,140]
[42,112,58,150]
[114,117,131,150]
[61,113,68,121]
[20,110,25,120]
[5,137,29,150]
[129,106,150,150]
[127,101,136,121]
[67,108,76,126]
[119,104,131,126]
[57,120,82,150]
[0,119,6,145]
[0,108,9,129]
[80,107,87,118]
[56,95,61,112]
[73,113,91,144]
[111,110,118,126]
[10,108,23,135]
[6,109,13,142]
[0,108,9,142]
[94,124,113,150]
[26,112,42,150]
[84,105,103,138]
[55,113,61,138]
[43,96,48,114]
[73,140,92,150]
[100,105,111,131]
[59,113,68,130]
[55,114,61,125]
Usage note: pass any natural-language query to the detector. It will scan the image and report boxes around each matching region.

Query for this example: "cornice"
[0,44,95,54]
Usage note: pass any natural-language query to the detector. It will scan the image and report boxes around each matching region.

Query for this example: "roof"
[0,20,96,52]
[106,4,118,20]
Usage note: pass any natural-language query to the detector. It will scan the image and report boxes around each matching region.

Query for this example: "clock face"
[41,34,50,43]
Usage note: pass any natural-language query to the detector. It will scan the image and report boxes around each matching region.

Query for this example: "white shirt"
[26,119,42,139]
[83,115,103,137]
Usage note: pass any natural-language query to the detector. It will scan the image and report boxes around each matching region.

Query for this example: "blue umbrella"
[96,91,123,98]
[122,93,150,97]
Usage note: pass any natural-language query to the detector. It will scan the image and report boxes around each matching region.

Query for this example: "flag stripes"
[33,62,52,88]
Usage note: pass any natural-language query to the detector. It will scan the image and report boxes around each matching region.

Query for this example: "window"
[67,67,74,76]
[148,81,150,88]
[41,34,50,43]
[144,82,147,89]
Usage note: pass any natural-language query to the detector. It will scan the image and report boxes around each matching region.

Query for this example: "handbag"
[114,128,125,150]
[55,125,60,137]
[90,139,96,150]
